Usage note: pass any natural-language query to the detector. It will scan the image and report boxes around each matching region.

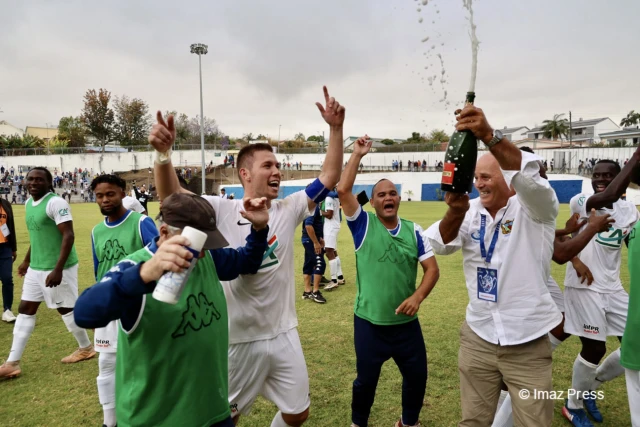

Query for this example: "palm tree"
[242,133,254,143]
[620,110,640,128]
[542,114,569,140]
[294,132,305,142]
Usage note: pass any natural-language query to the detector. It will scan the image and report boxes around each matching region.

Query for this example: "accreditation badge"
[477,267,498,302]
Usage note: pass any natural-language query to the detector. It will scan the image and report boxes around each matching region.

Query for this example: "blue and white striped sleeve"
[414,224,434,262]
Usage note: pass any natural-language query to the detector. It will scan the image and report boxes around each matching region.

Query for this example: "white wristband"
[155,149,172,165]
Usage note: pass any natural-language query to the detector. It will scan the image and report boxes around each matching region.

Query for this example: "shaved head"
[476,153,500,172]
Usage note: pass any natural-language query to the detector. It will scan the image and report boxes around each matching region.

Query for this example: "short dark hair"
[237,143,273,171]
[371,178,392,197]
[90,174,126,191]
[519,146,534,154]
[27,167,54,193]
[595,159,621,174]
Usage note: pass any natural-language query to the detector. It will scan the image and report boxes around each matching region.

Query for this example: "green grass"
[0,201,632,426]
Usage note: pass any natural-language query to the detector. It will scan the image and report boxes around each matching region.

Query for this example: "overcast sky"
[1,0,638,140]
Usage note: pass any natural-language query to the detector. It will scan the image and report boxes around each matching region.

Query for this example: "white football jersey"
[205,191,311,344]
[565,193,639,293]
[323,196,342,229]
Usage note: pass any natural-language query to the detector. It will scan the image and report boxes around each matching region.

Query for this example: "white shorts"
[95,320,118,353]
[228,328,310,417]
[546,276,565,313]
[625,368,640,427]
[323,227,339,250]
[22,265,79,309]
[564,287,628,341]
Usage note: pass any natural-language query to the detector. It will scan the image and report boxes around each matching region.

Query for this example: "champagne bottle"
[441,92,478,194]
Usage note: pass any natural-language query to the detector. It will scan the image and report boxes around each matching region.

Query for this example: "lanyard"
[479,206,509,265]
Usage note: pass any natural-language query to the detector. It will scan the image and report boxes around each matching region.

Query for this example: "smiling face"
[474,154,512,212]
[239,149,282,200]
[26,169,50,200]
[94,182,125,216]
[591,162,618,193]
[371,179,400,221]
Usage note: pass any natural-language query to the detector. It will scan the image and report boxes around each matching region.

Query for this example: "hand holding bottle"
[455,105,494,145]
[444,192,470,214]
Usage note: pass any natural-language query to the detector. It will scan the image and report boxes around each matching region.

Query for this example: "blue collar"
[147,236,160,254]
[105,210,132,227]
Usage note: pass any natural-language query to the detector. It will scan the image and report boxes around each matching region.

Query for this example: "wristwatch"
[485,129,503,148]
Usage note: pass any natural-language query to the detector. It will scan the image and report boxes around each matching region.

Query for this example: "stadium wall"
[1,146,637,174]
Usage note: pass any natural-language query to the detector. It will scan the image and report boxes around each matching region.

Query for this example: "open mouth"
[479,191,490,197]
[268,180,280,190]
[383,202,394,212]
[594,184,606,193]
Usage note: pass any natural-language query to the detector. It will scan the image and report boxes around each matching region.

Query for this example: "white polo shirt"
[426,151,562,345]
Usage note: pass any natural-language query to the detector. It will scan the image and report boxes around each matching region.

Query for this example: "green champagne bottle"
[441,92,478,193]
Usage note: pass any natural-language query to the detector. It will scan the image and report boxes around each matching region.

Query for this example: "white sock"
[97,352,117,426]
[336,256,343,276]
[548,333,562,352]
[592,348,624,390]
[270,411,290,427]
[62,311,91,348]
[568,354,598,409]
[496,389,508,411]
[329,259,338,281]
[7,314,36,362]
[492,391,513,427]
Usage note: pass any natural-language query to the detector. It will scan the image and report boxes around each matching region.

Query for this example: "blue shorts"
[302,240,326,276]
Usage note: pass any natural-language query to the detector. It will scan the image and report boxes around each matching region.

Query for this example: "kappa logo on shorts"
[172,292,221,338]
[259,235,279,270]
[230,403,239,414]
[583,324,600,335]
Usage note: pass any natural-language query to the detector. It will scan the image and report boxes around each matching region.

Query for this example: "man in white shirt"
[425,107,561,427]
[220,188,228,199]
[321,189,344,289]
[561,159,640,427]
[148,86,345,427]
[122,196,147,215]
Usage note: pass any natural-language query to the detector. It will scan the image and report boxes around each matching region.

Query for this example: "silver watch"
[485,129,503,148]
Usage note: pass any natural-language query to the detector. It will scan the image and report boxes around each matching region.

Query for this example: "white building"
[500,126,529,142]
[599,127,640,146]
[0,121,24,138]
[527,117,619,145]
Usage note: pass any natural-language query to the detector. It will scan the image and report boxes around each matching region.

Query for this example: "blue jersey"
[302,205,324,241]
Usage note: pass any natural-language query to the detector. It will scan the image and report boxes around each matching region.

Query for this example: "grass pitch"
[0,201,632,426]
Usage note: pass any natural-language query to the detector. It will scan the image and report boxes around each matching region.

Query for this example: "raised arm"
[586,146,640,211]
[148,112,193,200]
[308,86,345,211]
[337,136,372,217]
[553,210,615,264]
[439,192,470,245]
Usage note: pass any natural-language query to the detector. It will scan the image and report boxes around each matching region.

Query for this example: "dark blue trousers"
[352,315,427,427]
[0,244,13,311]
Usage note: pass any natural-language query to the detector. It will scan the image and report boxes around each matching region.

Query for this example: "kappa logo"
[583,324,600,335]
[501,220,514,235]
[259,235,280,270]
[172,292,221,338]
[100,239,128,263]
[26,215,40,231]
[230,403,239,414]
[378,243,406,265]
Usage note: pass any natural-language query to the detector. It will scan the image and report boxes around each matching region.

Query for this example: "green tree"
[81,88,115,152]
[256,134,267,140]
[405,132,424,144]
[620,110,640,127]
[113,95,152,147]
[428,129,450,143]
[380,139,395,146]
[58,116,87,147]
[307,135,319,142]
[542,114,569,140]
[242,133,254,143]
[294,132,305,142]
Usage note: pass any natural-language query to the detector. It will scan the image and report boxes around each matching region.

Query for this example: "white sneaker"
[2,310,16,323]
[325,281,340,291]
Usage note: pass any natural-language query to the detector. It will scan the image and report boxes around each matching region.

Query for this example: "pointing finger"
[156,111,168,128]
[323,86,330,104]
